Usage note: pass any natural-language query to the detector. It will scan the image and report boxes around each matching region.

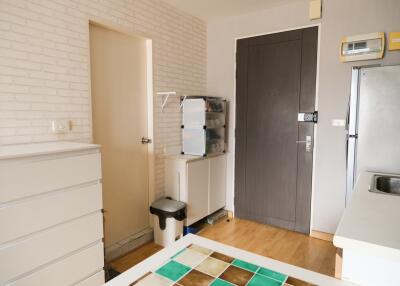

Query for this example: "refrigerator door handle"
[345,133,349,163]
[345,67,361,206]
[346,137,357,206]
[348,67,360,136]
[345,97,350,162]
[345,98,350,133]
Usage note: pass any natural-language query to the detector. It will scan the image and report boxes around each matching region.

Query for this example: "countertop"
[0,141,100,160]
[334,172,400,260]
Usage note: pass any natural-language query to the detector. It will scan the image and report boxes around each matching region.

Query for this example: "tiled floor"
[130,244,314,286]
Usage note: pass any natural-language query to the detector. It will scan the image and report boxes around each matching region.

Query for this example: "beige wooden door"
[89,24,149,248]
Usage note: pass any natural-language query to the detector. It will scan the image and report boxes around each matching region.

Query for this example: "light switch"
[51,120,71,133]
[332,119,345,127]
[389,32,400,51]
[309,0,322,20]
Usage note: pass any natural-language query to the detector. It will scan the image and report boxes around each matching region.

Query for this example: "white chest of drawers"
[0,142,105,286]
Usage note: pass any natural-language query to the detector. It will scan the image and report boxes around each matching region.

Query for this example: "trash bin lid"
[150,198,186,212]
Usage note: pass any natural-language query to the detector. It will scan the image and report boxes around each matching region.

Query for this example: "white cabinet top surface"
[164,153,225,163]
[0,141,100,160]
[334,172,400,260]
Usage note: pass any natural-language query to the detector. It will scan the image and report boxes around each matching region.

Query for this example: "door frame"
[87,19,155,227]
[233,23,321,233]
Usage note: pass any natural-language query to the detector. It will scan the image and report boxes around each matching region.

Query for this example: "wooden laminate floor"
[109,218,337,277]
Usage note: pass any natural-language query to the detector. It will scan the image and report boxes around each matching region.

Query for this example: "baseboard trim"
[227,210,234,219]
[310,230,334,242]
[105,228,153,262]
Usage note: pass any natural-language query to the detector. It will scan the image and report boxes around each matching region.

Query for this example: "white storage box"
[183,129,225,156]
[182,97,226,156]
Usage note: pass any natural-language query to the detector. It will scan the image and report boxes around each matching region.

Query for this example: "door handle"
[296,136,312,152]
[141,137,152,144]
[345,97,350,132]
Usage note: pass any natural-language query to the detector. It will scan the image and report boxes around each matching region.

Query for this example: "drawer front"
[76,271,105,286]
[0,183,102,245]
[0,212,103,284]
[9,242,104,286]
[0,153,101,204]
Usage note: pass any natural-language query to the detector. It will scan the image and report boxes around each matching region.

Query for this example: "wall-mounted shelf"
[156,91,187,112]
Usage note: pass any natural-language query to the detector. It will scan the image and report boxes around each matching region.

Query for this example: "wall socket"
[51,120,72,134]
[309,0,322,20]
[332,119,346,127]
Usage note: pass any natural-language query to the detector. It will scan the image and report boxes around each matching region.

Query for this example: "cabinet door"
[186,160,209,225]
[209,155,227,213]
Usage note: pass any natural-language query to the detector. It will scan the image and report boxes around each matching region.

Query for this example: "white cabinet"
[334,172,400,286]
[165,154,226,226]
[0,142,104,286]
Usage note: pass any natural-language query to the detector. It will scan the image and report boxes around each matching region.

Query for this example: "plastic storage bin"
[182,97,226,156]
[150,198,186,247]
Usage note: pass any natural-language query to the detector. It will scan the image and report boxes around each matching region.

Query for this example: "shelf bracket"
[156,92,188,111]
[157,91,176,112]
[180,95,187,110]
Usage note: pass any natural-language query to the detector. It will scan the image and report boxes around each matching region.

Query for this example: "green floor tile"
[210,278,235,286]
[247,274,283,286]
[155,260,191,281]
[231,259,259,272]
[257,267,288,282]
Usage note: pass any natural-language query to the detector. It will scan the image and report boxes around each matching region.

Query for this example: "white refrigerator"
[346,65,400,205]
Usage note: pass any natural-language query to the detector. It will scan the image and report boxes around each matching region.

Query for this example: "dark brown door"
[235,27,318,233]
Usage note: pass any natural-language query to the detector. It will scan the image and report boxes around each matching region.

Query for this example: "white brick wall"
[0,0,207,198]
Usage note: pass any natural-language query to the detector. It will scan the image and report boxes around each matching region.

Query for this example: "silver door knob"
[141,137,152,144]
[296,136,312,152]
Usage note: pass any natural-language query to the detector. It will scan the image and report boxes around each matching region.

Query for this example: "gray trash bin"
[150,198,186,247]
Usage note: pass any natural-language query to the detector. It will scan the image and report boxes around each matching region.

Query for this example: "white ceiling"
[161,0,299,22]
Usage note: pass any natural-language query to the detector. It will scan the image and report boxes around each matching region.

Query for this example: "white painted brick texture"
[0,0,207,198]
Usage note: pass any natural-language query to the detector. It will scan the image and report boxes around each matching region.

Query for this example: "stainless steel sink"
[370,175,400,195]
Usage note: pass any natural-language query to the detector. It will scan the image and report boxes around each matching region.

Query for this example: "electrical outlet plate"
[389,32,400,51]
[309,0,322,20]
[332,119,346,127]
[51,120,71,134]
